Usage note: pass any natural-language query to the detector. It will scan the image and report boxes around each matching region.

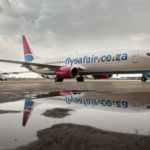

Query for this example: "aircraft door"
[132,51,138,63]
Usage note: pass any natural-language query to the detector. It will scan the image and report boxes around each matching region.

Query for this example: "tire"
[141,76,147,82]
[55,77,63,82]
[76,76,84,82]
[59,78,63,82]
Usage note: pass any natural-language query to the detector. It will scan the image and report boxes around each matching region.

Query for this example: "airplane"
[0,72,9,81]
[22,90,150,127]
[0,35,150,82]
[41,74,56,79]
[0,71,29,81]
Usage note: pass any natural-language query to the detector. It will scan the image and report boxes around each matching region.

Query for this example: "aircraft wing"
[0,59,85,71]
[0,59,61,70]
[3,71,30,74]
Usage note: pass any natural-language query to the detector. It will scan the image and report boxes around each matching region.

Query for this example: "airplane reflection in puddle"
[23,91,150,127]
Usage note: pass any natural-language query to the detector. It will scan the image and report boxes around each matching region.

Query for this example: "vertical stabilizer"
[22,35,34,62]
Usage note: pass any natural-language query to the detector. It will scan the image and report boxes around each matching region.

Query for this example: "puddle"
[0,91,150,149]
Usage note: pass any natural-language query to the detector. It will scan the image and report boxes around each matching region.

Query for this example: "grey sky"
[0,0,150,71]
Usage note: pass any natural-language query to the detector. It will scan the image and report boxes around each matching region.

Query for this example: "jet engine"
[56,66,78,78]
[92,74,112,79]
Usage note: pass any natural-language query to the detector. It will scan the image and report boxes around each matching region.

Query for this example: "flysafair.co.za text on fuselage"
[65,53,128,66]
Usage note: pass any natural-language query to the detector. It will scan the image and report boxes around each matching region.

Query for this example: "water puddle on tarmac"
[0,91,150,149]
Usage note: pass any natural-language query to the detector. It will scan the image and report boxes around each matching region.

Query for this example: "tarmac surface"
[0,79,150,150]
[1,79,150,103]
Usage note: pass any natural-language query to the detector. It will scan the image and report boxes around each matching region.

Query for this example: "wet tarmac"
[0,80,150,150]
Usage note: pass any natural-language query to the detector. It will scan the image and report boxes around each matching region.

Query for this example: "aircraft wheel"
[55,77,63,82]
[55,77,58,82]
[59,78,63,82]
[76,76,84,82]
[141,76,147,82]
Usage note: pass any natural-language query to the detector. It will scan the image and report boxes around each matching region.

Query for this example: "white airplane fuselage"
[30,49,150,75]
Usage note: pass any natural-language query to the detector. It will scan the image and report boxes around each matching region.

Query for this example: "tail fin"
[22,99,34,127]
[22,35,34,62]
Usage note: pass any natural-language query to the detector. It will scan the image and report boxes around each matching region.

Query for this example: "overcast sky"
[0,0,150,71]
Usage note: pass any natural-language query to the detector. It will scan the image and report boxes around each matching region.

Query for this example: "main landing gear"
[55,76,84,82]
[76,76,84,82]
[55,77,63,82]
[141,76,147,82]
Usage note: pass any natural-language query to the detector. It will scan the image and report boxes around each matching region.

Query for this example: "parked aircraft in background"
[0,71,29,81]
[41,74,56,79]
[91,74,112,79]
[0,35,150,82]
[0,72,9,81]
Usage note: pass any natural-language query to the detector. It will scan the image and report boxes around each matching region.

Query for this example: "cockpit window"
[146,53,150,56]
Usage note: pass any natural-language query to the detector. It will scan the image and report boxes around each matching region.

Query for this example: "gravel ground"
[42,108,72,118]
[14,123,150,150]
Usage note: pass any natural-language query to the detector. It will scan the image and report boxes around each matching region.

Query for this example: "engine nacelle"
[92,74,112,79]
[56,66,78,78]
